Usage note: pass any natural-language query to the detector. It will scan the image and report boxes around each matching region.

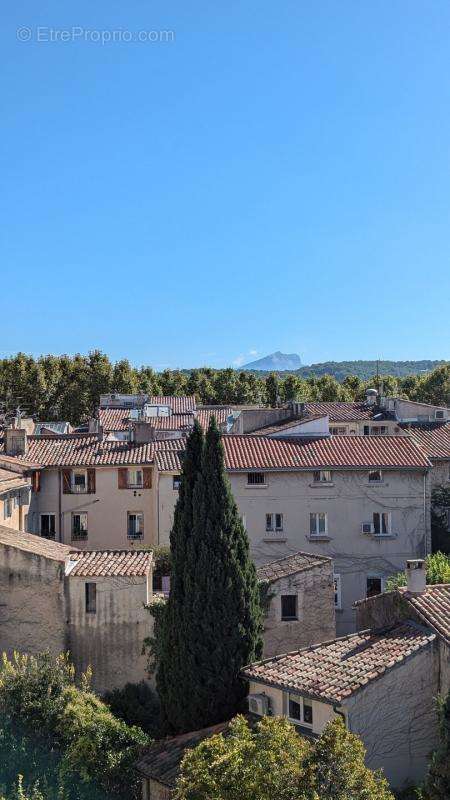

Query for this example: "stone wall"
[263,561,335,658]
[0,545,68,657]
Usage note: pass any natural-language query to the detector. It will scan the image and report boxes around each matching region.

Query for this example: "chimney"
[406,559,427,595]
[5,426,28,456]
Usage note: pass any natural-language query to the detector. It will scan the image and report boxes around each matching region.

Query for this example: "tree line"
[1,352,448,426]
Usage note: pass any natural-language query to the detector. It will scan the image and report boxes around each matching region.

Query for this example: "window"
[247,472,265,486]
[265,513,283,532]
[368,470,382,483]
[313,470,332,483]
[128,468,143,488]
[72,512,88,540]
[281,595,298,620]
[173,475,181,490]
[330,427,346,435]
[127,512,144,539]
[435,410,445,420]
[85,583,97,613]
[72,470,87,493]
[373,512,391,535]
[3,496,13,519]
[288,693,313,727]
[372,426,387,436]
[366,576,383,598]
[40,514,55,539]
[309,512,327,536]
[333,574,342,609]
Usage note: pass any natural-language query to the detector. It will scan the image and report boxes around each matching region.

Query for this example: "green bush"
[385,553,450,591]
[103,682,160,737]
[0,652,149,800]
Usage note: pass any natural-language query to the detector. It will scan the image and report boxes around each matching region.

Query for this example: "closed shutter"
[118,468,128,489]
[143,468,152,489]
[32,470,41,493]
[62,470,71,494]
[87,469,96,494]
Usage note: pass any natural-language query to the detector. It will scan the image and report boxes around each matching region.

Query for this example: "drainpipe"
[423,471,429,557]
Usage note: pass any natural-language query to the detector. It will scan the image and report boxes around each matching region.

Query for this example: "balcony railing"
[127,530,144,540]
[71,484,87,494]
[72,530,88,541]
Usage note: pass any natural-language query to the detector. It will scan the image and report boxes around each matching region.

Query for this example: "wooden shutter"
[32,470,41,493]
[143,467,152,489]
[62,470,72,494]
[118,468,128,489]
[87,469,96,494]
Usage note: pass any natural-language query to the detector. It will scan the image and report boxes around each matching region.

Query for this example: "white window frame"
[287,692,313,728]
[371,426,388,436]
[71,469,87,494]
[333,574,342,610]
[313,470,332,483]
[330,426,346,435]
[127,511,144,539]
[40,513,56,538]
[435,410,445,420]
[372,511,391,535]
[173,475,181,490]
[309,512,328,537]
[265,512,283,532]
[368,469,382,483]
[127,468,143,488]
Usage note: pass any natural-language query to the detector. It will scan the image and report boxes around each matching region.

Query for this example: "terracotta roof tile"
[304,402,374,422]
[0,526,74,561]
[67,550,152,577]
[0,435,156,467]
[257,551,331,582]
[196,408,233,429]
[403,422,450,460]
[399,585,450,644]
[135,721,231,786]
[99,408,195,432]
[242,623,436,704]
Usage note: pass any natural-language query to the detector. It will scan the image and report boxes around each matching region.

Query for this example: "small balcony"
[71,530,88,541]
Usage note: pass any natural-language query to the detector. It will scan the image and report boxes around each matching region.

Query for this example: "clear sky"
[2,1,449,369]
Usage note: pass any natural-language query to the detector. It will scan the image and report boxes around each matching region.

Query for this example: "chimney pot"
[406,559,427,594]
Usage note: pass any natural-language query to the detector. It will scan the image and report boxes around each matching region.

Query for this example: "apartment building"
[155,434,431,633]
[0,453,38,532]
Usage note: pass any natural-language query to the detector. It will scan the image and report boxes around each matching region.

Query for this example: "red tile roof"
[135,721,231,786]
[0,526,75,561]
[252,414,327,437]
[0,434,156,467]
[99,408,195,432]
[196,408,233,429]
[257,551,331,583]
[155,434,430,472]
[304,402,374,422]
[404,423,450,460]
[242,623,436,703]
[399,585,450,644]
[67,549,152,577]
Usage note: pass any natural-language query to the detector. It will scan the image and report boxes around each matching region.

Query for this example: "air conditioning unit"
[248,693,270,716]
[361,522,375,534]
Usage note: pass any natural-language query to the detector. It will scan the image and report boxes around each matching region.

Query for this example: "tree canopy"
[385,552,450,590]
[174,715,394,800]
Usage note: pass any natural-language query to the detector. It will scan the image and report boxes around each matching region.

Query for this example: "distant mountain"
[239,359,446,380]
[242,351,302,371]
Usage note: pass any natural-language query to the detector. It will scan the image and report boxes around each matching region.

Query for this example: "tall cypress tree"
[157,418,263,734]
[155,420,205,732]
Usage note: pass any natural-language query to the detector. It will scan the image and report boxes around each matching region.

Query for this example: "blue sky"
[2,1,449,369]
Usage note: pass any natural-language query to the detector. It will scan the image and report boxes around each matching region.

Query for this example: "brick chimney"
[406,559,427,595]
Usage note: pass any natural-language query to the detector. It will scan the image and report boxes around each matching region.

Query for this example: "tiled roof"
[0,454,41,471]
[257,551,331,583]
[99,408,195,432]
[400,585,450,644]
[196,407,233,429]
[135,721,231,786]
[148,395,196,413]
[67,550,152,577]
[242,623,435,704]
[0,526,74,562]
[403,423,450,460]
[0,434,156,467]
[304,402,374,422]
[155,434,430,472]
[0,469,30,494]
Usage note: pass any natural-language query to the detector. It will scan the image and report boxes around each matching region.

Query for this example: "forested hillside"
[0,352,448,427]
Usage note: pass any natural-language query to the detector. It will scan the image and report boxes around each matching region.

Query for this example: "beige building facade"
[0,527,153,693]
